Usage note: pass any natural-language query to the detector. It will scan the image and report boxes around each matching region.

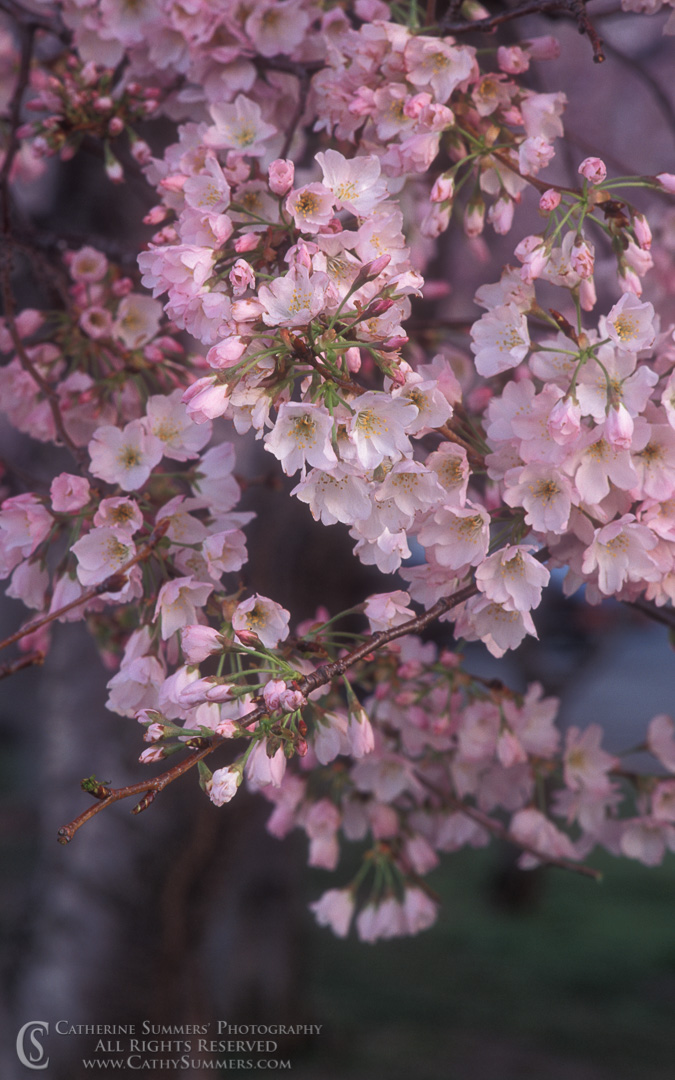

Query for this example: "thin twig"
[0,21,88,468]
[0,650,44,680]
[0,0,70,42]
[279,68,311,161]
[0,520,170,655]
[438,0,605,62]
[57,579,481,842]
[623,598,675,633]
[438,422,485,469]
[418,773,602,880]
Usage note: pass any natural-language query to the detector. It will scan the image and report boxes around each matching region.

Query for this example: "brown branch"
[623,597,675,633]
[0,18,34,202]
[57,579,482,842]
[0,0,70,42]
[0,520,170,655]
[0,304,88,467]
[438,422,485,469]
[57,741,219,844]
[0,649,44,680]
[439,0,605,62]
[418,774,602,880]
[0,21,88,468]
[279,67,311,161]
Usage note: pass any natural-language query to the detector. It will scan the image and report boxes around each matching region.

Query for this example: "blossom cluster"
[1,0,674,942]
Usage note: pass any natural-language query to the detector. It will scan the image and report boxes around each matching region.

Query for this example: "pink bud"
[364,298,394,318]
[571,240,594,280]
[579,277,597,312]
[348,85,376,117]
[130,139,152,164]
[139,746,166,763]
[497,45,529,74]
[463,198,485,238]
[159,173,186,193]
[618,266,642,297]
[430,174,454,203]
[548,396,581,445]
[143,205,167,225]
[180,625,223,663]
[263,679,286,711]
[632,213,652,250]
[539,188,561,212]
[358,254,391,281]
[525,35,560,60]
[229,258,255,296]
[108,117,124,137]
[112,276,133,297]
[345,347,361,373]
[487,196,514,235]
[234,232,259,253]
[605,403,634,449]
[206,338,247,369]
[268,158,294,195]
[578,157,607,185]
[404,92,432,119]
[105,155,124,183]
[656,173,675,193]
[80,61,98,86]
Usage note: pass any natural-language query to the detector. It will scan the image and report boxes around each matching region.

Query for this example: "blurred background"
[2,4,675,1078]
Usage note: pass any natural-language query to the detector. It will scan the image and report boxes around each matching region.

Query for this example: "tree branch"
[439,0,606,63]
[57,579,481,843]
[0,21,88,468]
[417,773,602,880]
[0,520,170,655]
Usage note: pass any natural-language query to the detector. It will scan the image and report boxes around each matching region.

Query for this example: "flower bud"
[268,158,294,195]
[656,173,675,193]
[430,174,454,203]
[605,403,633,449]
[578,157,607,185]
[539,188,561,212]
[632,213,652,250]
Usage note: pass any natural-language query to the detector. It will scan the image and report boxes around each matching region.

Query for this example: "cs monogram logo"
[15,1021,50,1070]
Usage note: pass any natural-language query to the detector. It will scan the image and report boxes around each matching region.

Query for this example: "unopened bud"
[364,298,394,318]
[353,253,391,287]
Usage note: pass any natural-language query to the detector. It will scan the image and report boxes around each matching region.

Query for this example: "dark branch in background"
[279,67,312,161]
[57,554,606,881]
[624,598,675,633]
[0,0,70,42]
[0,520,171,655]
[57,578,482,844]
[58,554,550,841]
[0,19,89,468]
[0,18,34,219]
[438,0,605,62]
[0,650,44,680]
[417,774,602,880]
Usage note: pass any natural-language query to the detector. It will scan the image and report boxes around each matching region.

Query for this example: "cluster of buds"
[19,53,158,177]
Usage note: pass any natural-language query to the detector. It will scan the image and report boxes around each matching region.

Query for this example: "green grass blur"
[293,848,675,1080]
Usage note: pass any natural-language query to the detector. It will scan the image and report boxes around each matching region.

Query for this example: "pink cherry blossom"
[89,420,164,491]
[50,473,91,513]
